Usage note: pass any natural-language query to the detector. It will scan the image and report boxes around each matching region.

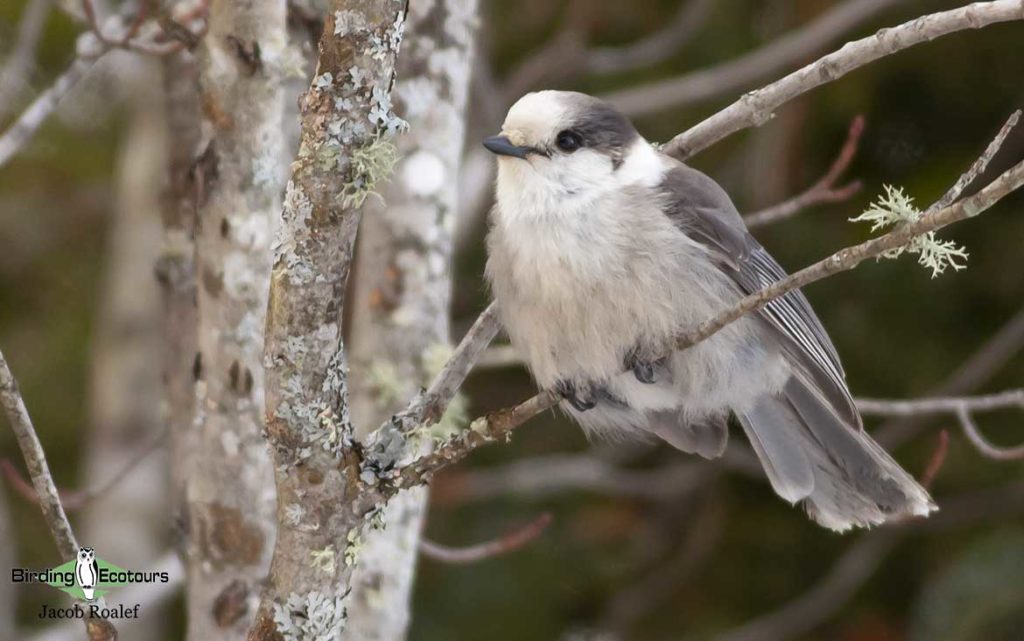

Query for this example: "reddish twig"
[745,115,865,228]
[920,429,949,489]
[1,425,167,511]
[420,513,553,564]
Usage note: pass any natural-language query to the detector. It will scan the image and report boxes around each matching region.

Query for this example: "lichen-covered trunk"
[250,2,409,639]
[343,1,478,638]
[182,0,288,638]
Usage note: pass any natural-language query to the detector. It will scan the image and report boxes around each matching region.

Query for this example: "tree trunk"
[249,2,410,638]
[83,55,169,638]
[182,0,288,637]
[343,1,479,638]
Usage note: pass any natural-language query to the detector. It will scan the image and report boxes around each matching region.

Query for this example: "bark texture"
[251,2,409,638]
[183,0,289,637]
[343,0,478,638]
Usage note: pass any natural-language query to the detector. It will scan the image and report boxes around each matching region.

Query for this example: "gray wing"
[657,163,860,428]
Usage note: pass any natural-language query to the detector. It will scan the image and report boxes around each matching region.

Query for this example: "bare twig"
[858,389,1024,416]
[0,347,117,640]
[586,0,715,75]
[0,1,208,169]
[603,0,906,118]
[0,53,104,168]
[0,0,53,114]
[419,513,553,564]
[0,347,78,557]
[930,109,1022,212]
[955,407,1024,461]
[396,302,500,429]
[1,424,168,511]
[745,115,865,229]
[660,1,1024,160]
[671,158,1024,353]
[878,304,1024,449]
[920,430,949,489]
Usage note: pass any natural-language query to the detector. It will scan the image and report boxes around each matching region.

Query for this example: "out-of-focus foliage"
[910,530,1024,641]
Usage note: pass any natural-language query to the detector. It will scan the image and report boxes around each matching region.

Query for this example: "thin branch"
[671,158,1024,354]
[0,0,53,114]
[878,304,1024,449]
[0,1,208,169]
[419,513,552,564]
[956,407,1024,461]
[0,347,78,557]
[930,109,1022,212]
[745,115,865,229]
[660,1,1024,160]
[603,0,906,119]
[396,302,500,429]
[858,389,1024,416]
[585,0,715,75]
[0,53,104,169]
[1,424,168,511]
[0,347,117,640]
[417,156,1024,469]
[920,430,949,489]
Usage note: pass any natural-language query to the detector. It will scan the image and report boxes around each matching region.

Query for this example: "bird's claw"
[626,349,659,384]
[554,380,597,412]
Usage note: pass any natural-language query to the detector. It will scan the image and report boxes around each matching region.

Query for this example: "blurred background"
[2,0,1023,640]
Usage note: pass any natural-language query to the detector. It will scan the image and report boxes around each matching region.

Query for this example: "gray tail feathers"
[738,376,936,531]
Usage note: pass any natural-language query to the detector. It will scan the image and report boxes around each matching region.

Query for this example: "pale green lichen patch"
[339,135,400,208]
[851,185,969,277]
[310,546,336,577]
[343,529,363,566]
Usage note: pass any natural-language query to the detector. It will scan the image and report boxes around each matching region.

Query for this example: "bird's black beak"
[483,135,529,159]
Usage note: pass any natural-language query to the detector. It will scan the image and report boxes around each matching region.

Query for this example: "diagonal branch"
[660,1,1024,160]
[585,0,715,75]
[0,347,78,556]
[603,0,907,118]
[401,154,1024,479]
[0,347,117,640]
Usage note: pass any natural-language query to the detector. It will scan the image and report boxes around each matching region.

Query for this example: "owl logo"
[75,547,98,601]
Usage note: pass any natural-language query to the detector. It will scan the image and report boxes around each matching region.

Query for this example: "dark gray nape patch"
[564,93,639,169]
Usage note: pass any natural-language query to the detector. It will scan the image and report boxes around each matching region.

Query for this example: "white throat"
[494,138,669,227]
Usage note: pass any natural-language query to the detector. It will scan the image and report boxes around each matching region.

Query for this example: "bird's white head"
[484,91,664,220]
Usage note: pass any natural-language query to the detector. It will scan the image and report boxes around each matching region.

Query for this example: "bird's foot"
[625,348,662,384]
[554,380,597,412]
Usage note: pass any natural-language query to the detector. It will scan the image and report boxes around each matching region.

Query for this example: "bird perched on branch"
[483,90,935,531]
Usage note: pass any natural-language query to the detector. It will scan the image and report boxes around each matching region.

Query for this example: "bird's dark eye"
[555,130,583,153]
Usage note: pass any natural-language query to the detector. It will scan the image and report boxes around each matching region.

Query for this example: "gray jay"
[483,90,935,531]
